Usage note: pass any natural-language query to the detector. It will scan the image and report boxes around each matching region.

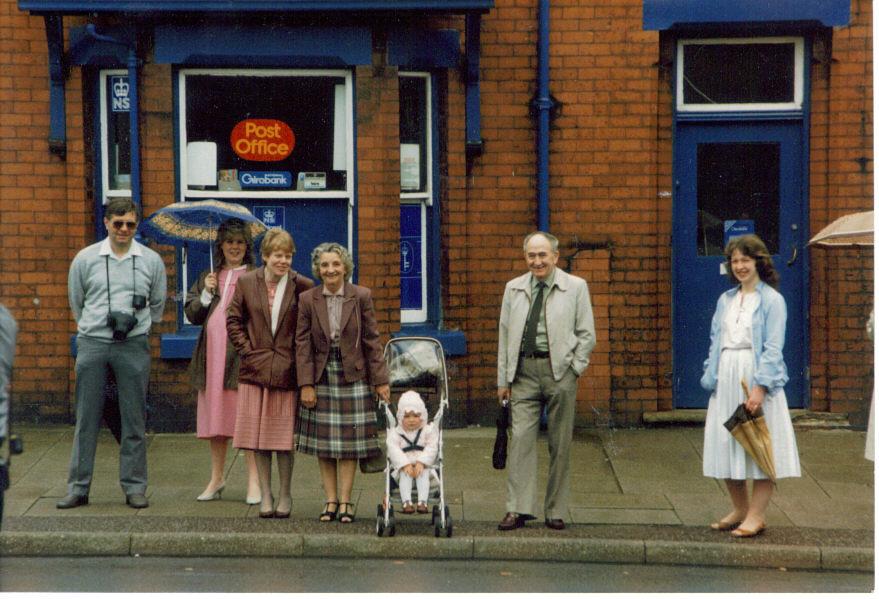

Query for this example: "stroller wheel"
[431,504,440,526]
[375,505,385,537]
[435,506,453,538]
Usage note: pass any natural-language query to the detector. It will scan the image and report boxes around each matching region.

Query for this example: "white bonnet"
[396,390,427,424]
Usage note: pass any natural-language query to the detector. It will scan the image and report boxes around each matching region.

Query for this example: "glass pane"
[106,75,131,191]
[400,203,424,313]
[683,43,795,105]
[185,74,348,192]
[399,76,428,193]
[696,142,779,256]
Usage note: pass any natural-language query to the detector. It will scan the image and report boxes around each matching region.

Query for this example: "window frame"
[676,36,804,113]
[177,68,355,202]
[399,71,433,324]
[99,68,132,204]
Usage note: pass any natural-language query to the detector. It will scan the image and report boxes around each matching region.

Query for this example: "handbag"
[360,401,388,474]
[359,449,386,474]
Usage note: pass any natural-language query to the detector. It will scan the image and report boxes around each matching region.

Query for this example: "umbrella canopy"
[809,210,874,247]
[140,200,268,271]
[140,200,268,247]
[723,380,777,482]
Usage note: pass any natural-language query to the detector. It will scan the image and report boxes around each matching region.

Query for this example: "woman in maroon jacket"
[227,228,313,518]
[296,242,390,524]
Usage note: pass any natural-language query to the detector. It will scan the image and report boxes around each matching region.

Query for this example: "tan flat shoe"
[731,523,766,538]
[710,519,741,531]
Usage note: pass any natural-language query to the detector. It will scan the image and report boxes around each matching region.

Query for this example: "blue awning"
[67,26,129,66]
[19,0,492,13]
[643,0,850,31]
[389,28,459,69]
[154,24,371,66]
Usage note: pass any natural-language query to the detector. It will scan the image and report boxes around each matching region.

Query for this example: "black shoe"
[56,494,88,509]
[125,493,149,509]
[545,518,566,530]
[498,512,526,530]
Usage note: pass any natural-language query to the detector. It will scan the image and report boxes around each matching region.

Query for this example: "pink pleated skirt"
[232,382,296,451]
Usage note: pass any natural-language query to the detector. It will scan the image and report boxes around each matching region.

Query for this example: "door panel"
[673,122,805,408]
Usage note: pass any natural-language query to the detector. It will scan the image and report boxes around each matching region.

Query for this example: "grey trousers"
[67,335,150,496]
[505,356,578,520]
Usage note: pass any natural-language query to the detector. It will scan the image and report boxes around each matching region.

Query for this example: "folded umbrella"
[492,402,510,470]
[139,200,268,271]
[723,380,777,482]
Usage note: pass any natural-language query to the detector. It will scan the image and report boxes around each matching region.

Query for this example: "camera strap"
[105,255,137,314]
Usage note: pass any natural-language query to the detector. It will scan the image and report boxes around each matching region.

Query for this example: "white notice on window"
[400,143,420,191]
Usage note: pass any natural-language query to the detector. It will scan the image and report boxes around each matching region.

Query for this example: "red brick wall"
[0,0,872,429]
[808,0,874,418]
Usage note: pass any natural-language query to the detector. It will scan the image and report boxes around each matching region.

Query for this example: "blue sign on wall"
[254,206,286,229]
[723,219,754,248]
[400,204,423,311]
[239,171,292,188]
[110,75,130,113]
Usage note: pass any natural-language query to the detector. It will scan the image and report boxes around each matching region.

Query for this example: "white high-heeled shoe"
[196,482,225,502]
[245,493,262,505]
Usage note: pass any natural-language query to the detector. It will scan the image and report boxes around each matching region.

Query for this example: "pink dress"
[196,268,245,439]
[233,279,297,451]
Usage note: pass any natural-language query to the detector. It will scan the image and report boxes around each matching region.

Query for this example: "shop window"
[176,69,354,328]
[99,69,132,201]
[677,37,803,112]
[399,73,432,324]
[179,69,352,197]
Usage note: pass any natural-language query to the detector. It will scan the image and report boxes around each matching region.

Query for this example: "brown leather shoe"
[498,512,526,531]
[545,518,565,530]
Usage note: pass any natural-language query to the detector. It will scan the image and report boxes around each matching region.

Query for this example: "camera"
[107,311,137,341]
[132,294,146,310]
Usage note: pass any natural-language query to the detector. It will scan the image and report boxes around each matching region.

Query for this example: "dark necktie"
[521,282,546,356]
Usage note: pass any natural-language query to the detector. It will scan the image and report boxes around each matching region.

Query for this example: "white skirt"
[703,347,801,480]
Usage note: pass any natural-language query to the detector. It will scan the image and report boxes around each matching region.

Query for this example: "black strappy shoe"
[319,501,339,522]
[339,502,356,524]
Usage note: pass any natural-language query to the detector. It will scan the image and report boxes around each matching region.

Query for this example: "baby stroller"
[376,337,452,538]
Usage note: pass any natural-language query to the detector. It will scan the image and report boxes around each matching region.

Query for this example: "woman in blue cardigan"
[701,235,800,538]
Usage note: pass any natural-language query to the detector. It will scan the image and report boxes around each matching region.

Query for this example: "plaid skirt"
[296,346,381,459]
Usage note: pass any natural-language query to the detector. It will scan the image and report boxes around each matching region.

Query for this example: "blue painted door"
[182,199,349,320]
[673,122,806,408]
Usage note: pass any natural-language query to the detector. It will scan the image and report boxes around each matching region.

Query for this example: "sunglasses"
[110,221,138,231]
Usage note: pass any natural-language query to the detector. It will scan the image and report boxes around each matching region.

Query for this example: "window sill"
[70,330,200,360]
[391,324,467,356]
[160,329,200,359]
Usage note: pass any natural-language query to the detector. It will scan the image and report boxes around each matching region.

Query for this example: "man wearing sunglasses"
[58,197,166,510]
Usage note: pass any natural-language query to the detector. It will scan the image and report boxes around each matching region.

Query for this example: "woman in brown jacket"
[227,228,314,518]
[184,218,260,505]
[296,242,390,524]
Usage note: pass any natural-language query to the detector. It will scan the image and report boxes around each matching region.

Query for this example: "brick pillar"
[355,56,401,338]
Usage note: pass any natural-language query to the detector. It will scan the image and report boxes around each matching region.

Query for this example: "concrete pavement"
[1,424,874,573]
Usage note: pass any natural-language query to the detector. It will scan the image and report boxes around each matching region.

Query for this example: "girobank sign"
[238,171,292,188]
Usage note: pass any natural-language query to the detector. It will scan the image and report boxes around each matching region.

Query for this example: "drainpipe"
[85,24,142,217]
[534,0,554,232]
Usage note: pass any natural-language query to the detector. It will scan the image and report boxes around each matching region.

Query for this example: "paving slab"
[571,507,682,526]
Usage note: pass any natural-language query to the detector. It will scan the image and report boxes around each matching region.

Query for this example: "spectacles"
[111,221,137,231]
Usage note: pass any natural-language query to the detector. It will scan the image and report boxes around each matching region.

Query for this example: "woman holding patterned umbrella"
[184,218,261,504]
[701,234,801,538]
[295,242,390,524]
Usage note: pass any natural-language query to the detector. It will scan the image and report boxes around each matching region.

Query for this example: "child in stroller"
[386,390,438,514]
